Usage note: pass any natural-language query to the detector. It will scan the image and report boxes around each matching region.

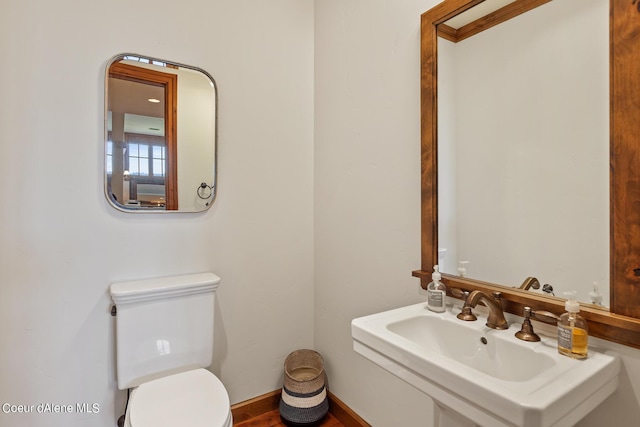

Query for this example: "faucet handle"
[515,307,561,342]
[449,287,466,299]
[515,306,541,342]
[531,310,560,325]
[450,288,477,321]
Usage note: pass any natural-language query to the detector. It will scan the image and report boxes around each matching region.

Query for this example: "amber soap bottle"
[557,292,588,359]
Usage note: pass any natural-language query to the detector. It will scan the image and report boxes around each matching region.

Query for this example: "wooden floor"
[234,409,345,427]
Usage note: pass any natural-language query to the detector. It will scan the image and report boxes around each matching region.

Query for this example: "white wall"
[314,0,640,426]
[438,39,459,276]
[177,67,217,211]
[0,1,314,427]
[2,1,640,427]
[314,1,437,425]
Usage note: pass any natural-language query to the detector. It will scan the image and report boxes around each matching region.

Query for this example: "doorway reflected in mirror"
[104,54,217,213]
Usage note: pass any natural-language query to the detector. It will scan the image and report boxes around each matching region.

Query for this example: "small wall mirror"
[104,54,217,213]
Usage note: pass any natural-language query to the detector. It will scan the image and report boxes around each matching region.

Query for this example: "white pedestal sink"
[351,302,620,427]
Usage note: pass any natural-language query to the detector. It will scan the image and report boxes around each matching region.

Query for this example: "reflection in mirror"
[436,0,609,307]
[105,54,217,212]
[417,0,640,348]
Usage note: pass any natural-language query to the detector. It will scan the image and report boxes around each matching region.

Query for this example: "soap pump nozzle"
[564,291,580,313]
[432,265,441,282]
[457,261,469,277]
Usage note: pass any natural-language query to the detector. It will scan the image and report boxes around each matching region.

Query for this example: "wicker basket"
[279,349,329,425]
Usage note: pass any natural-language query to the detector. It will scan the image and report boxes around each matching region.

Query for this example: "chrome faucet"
[519,277,541,291]
[466,290,509,330]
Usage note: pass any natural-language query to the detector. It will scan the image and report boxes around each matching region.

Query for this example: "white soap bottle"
[427,265,447,313]
[457,261,469,277]
[589,282,603,306]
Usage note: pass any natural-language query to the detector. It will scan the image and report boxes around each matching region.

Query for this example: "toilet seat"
[126,368,232,427]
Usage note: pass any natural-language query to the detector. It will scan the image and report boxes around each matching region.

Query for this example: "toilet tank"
[110,272,221,390]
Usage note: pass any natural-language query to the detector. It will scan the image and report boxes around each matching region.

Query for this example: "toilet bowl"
[123,369,232,427]
[110,273,232,427]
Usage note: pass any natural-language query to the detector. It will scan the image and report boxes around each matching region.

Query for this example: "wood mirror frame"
[413,0,640,348]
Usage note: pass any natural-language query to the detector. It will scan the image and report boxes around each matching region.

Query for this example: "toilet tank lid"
[110,272,221,305]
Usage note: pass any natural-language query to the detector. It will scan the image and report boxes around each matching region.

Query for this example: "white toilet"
[110,272,233,427]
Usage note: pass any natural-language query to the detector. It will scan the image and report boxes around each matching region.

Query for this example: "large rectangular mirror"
[437,0,609,307]
[105,54,217,213]
[414,0,640,348]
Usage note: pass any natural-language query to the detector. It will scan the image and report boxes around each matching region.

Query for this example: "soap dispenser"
[589,282,603,306]
[557,291,588,359]
[427,265,447,313]
[457,261,469,277]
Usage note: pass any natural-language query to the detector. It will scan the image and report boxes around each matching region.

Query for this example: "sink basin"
[387,315,556,382]
[352,302,620,427]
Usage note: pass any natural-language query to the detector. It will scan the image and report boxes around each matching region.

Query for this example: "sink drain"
[480,337,488,345]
